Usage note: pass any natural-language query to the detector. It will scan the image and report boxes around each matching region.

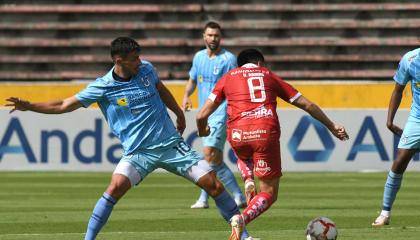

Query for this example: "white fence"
[1,108,419,172]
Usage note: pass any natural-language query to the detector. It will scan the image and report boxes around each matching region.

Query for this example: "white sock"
[380,210,390,217]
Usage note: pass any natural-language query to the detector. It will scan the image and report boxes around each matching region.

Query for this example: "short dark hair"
[237,49,265,67]
[110,37,141,59]
[203,21,222,32]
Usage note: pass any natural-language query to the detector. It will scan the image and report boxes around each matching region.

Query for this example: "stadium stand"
[0,0,419,81]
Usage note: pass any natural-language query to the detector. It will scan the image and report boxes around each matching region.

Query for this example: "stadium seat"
[0,2,419,81]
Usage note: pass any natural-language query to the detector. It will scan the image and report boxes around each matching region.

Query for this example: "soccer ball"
[305,217,338,240]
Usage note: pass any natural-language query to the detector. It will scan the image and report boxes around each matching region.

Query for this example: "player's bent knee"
[108,162,141,200]
[202,176,224,197]
[210,179,225,197]
[106,177,131,200]
[195,171,225,197]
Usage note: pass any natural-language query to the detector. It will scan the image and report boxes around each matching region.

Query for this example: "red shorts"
[227,124,282,179]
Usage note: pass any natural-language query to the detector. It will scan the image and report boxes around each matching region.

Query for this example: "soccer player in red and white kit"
[196,49,349,240]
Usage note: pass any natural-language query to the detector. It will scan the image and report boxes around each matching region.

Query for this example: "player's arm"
[386,83,405,136]
[5,96,83,114]
[292,95,349,141]
[182,78,197,111]
[196,99,221,137]
[156,81,186,135]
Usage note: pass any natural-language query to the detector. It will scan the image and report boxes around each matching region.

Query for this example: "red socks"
[237,159,254,182]
[242,191,273,224]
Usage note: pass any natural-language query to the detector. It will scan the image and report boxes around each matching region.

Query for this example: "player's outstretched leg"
[194,168,251,240]
[240,177,279,227]
[85,174,131,240]
[241,191,273,225]
[85,192,117,240]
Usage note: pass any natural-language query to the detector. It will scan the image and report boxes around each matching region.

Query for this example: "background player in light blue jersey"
[6,37,253,240]
[182,21,246,209]
[372,48,420,227]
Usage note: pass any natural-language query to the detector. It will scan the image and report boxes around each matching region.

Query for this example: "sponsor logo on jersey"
[232,129,242,142]
[130,108,141,115]
[241,105,274,119]
[241,129,267,142]
[127,92,155,105]
[255,159,271,175]
[231,68,269,76]
[117,97,128,106]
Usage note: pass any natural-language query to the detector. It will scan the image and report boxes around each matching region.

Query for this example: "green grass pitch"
[0,171,419,239]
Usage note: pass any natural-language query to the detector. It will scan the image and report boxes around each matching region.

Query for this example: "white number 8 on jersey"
[247,76,266,102]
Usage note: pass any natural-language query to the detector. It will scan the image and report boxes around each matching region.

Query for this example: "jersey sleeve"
[208,74,227,104]
[75,79,106,107]
[188,53,198,82]
[227,53,238,70]
[393,51,412,85]
[271,72,301,103]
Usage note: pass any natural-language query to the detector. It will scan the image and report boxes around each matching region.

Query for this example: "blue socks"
[85,192,117,240]
[213,163,244,199]
[383,171,403,211]
[213,190,240,222]
[212,190,250,240]
[197,189,209,203]
[196,163,244,204]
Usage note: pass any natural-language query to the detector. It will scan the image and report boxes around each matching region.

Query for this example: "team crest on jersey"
[141,75,150,87]
[255,159,271,176]
[117,97,128,106]
[213,66,220,75]
[232,129,242,142]
[416,82,420,88]
[198,75,203,82]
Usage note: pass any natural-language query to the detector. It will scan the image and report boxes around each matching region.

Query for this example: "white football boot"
[244,179,256,205]
[229,214,245,240]
[190,200,209,209]
[372,214,390,227]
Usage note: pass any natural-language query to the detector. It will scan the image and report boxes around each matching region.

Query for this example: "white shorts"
[113,159,213,187]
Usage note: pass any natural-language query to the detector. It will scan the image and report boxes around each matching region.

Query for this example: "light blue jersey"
[76,61,177,155]
[394,48,420,119]
[189,48,237,122]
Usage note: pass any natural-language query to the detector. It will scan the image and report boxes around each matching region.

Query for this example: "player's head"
[237,49,265,67]
[111,37,141,77]
[203,21,222,52]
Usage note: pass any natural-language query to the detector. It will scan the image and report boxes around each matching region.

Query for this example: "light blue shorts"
[203,120,227,151]
[119,133,204,182]
[398,116,420,149]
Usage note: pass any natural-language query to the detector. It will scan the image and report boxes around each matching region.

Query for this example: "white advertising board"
[1,108,419,172]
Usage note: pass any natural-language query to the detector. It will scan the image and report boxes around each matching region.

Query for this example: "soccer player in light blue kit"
[183,21,246,209]
[372,48,420,227]
[6,37,252,239]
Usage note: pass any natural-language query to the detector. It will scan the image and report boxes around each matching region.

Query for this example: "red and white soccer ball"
[305,217,338,240]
